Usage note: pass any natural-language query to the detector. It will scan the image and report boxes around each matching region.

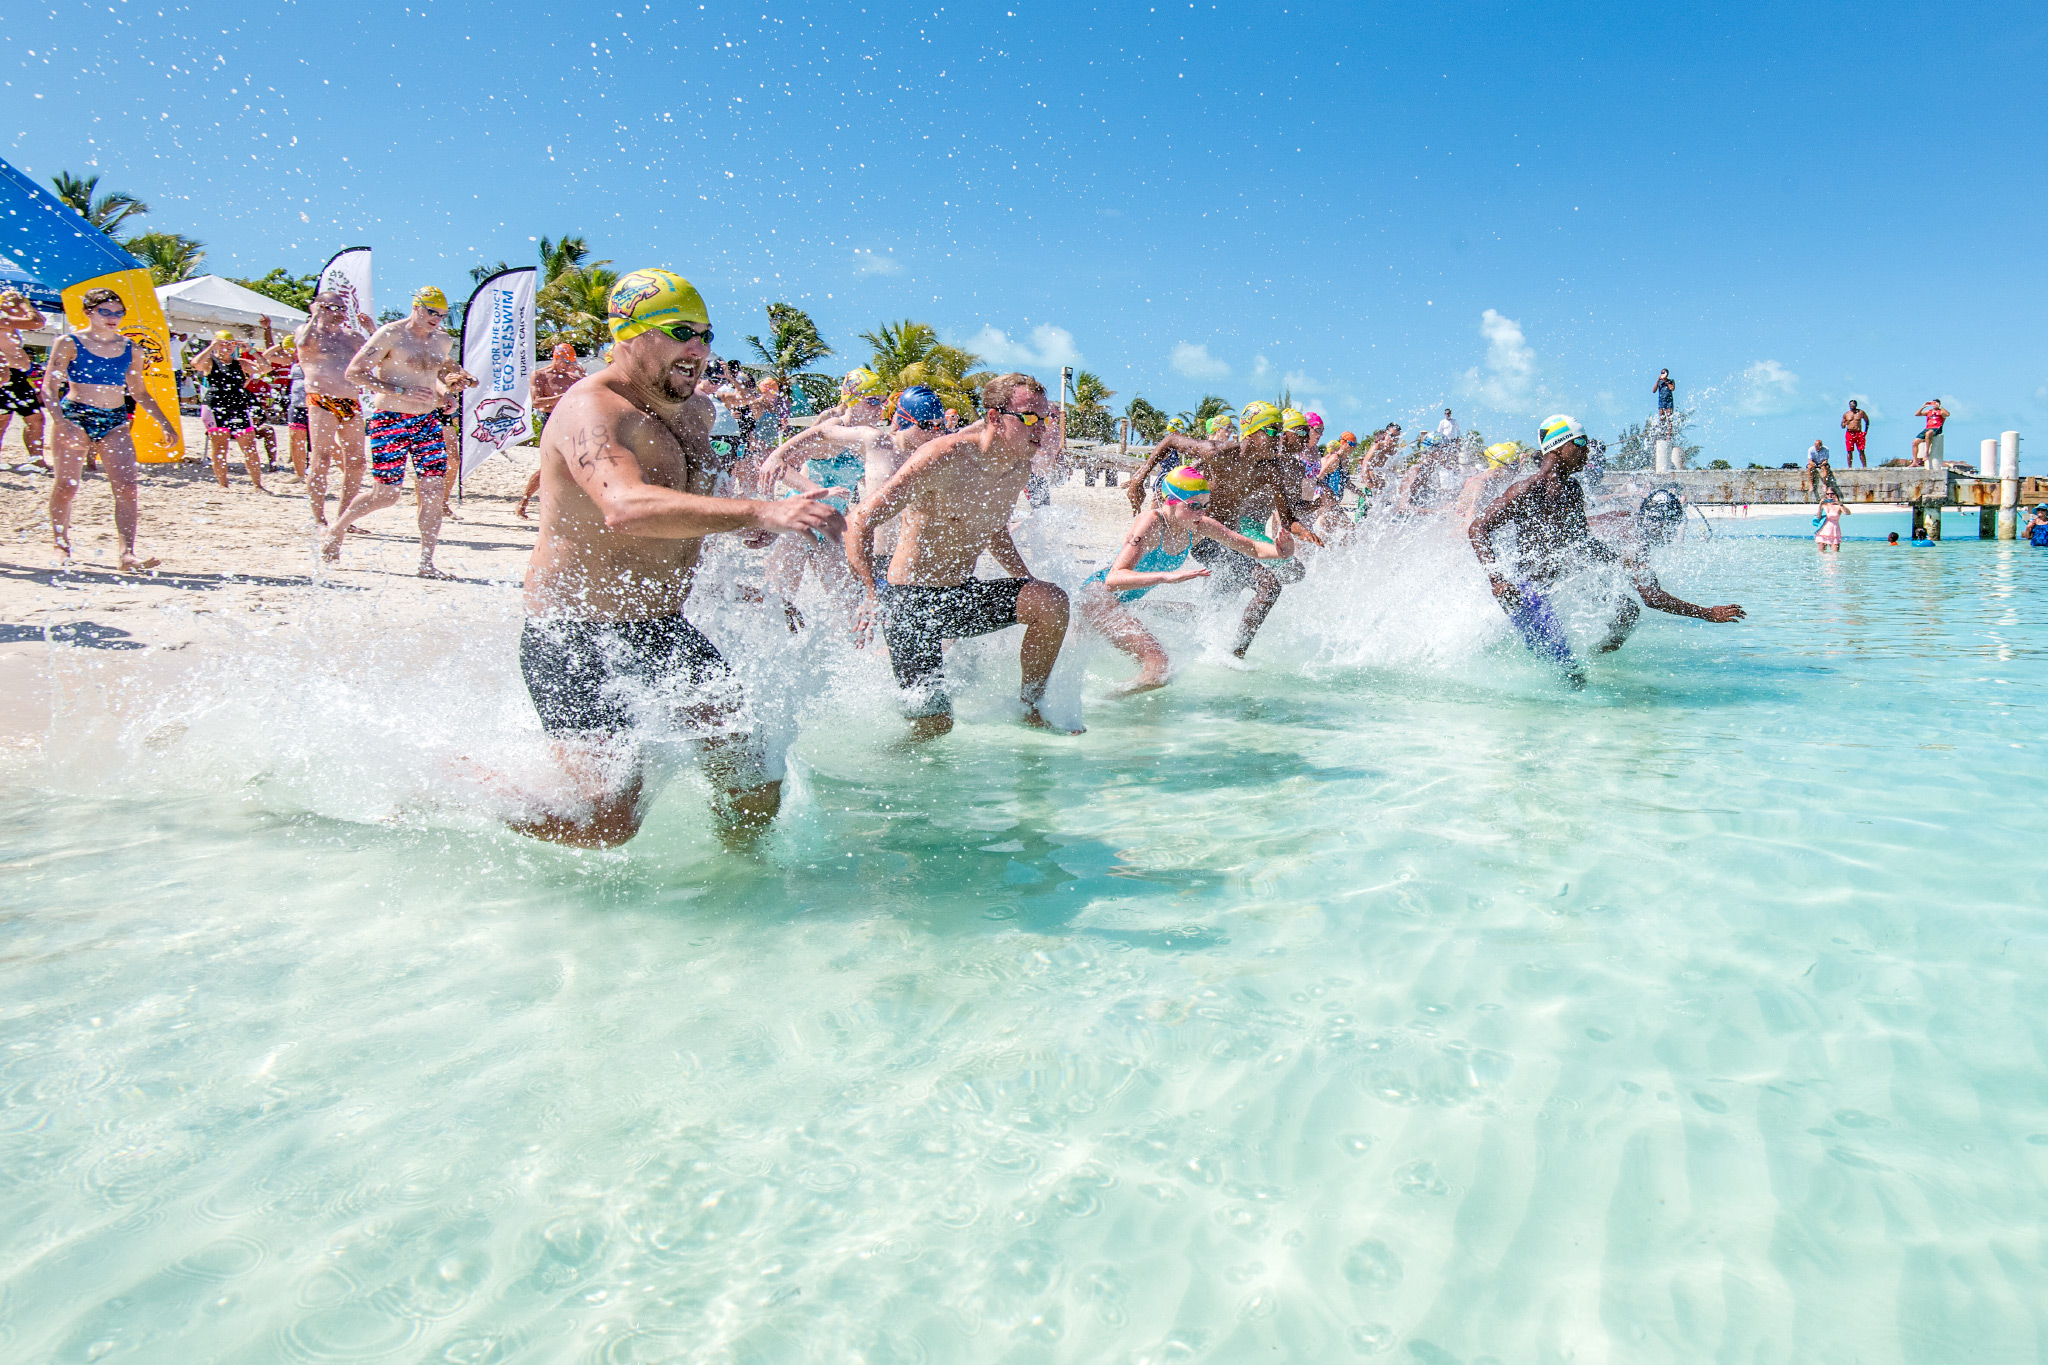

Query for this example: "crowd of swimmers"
[1,269,1757,849]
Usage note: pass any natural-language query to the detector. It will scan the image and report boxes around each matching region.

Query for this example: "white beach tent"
[156,275,308,340]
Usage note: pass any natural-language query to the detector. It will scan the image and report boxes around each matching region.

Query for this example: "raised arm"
[559,409,838,541]
[340,329,392,392]
[1127,433,1202,510]
[757,423,838,493]
[845,437,956,593]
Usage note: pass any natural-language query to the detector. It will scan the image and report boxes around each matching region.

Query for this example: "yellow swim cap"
[214,329,234,341]
[1280,407,1308,432]
[607,267,710,342]
[412,285,448,311]
[840,367,885,400]
[1240,401,1280,436]
[1482,441,1521,469]
[1205,414,1234,437]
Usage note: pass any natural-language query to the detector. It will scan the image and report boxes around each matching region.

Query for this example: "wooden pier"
[1664,468,2048,507]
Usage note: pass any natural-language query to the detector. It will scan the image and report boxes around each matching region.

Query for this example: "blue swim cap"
[896,385,945,429]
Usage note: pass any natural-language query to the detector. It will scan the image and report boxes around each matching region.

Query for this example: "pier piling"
[1998,431,2021,540]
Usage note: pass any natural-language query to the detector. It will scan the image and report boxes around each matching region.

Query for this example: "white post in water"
[1981,438,1998,477]
[1998,430,2020,540]
[1654,438,1670,473]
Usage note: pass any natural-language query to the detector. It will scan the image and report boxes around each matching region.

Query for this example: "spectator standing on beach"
[1653,369,1675,430]
[1912,398,1948,466]
[1841,400,1869,469]
[1436,408,1460,442]
[0,289,48,469]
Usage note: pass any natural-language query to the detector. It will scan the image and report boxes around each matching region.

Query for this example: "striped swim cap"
[1160,465,1209,502]
[1538,414,1586,454]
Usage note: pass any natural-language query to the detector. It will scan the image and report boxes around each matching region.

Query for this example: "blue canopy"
[0,155,141,304]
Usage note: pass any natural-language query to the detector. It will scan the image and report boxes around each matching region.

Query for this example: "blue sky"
[7,0,2043,465]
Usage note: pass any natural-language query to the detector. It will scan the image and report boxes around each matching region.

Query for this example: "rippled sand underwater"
[3,535,2043,1362]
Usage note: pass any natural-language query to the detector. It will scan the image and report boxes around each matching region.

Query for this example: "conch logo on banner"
[469,396,527,449]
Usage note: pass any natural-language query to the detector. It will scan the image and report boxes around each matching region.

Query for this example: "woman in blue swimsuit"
[1081,465,1293,693]
[44,286,177,571]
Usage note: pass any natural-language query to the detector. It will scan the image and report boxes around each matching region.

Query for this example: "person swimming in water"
[1468,415,1742,686]
[1081,465,1295,693]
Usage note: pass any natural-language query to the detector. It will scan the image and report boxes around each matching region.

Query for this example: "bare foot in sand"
[417,564,455,581]
[119,552,161,573]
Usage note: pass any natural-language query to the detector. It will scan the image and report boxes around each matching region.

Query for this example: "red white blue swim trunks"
[367,409,448,485]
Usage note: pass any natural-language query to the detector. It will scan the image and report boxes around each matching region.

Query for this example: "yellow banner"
[61,268,184,464]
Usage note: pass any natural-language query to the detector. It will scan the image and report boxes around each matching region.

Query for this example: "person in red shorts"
[1912,398,1948,466]
[1840,399,1869,469]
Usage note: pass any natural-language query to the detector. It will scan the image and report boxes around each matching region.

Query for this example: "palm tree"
[1125,396,1168,444]
[1194,394,1232,425]
[898,341,987,421]
[857,318,939,389]
[50,171,149,237]
[538,234,592,283]
[537,263,619,354]
[469,259,514,286]
[1068,370,1117,440]
[124,231,206,285]
[744,302,833,384]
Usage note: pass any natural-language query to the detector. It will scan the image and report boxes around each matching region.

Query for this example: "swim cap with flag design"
[1160,465,1209,502]
[412,285,448,311]
[1241,401,1281,436]
[1538,414,1586,454]
[1280,408,1308,432]
[607,268,710,342]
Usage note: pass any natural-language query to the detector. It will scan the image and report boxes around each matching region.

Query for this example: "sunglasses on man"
[990,407,1047,427]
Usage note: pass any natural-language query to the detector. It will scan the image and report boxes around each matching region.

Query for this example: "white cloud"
[1250,354,1272,381]
[1282,370,1358,416]
[962,323,1081,371]
[1457,308,1537,408]
[1738,359,1799,416]
[853,249,902,276]
[1170,341,1231,381]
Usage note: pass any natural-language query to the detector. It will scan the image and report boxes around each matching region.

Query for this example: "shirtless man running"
[845,371,1078,740]
[1469,415,1742,688]
[323,286,475,576]
[515,268,840,847]
[295,290,370,527]
[1125,400,1298,657]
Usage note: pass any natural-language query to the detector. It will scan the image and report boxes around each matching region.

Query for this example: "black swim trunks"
[877,577,1029,716]
[519,613,730,734]
[1,365,41,416]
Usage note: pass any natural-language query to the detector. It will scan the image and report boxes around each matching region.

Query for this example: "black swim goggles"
[990,406,1047,427]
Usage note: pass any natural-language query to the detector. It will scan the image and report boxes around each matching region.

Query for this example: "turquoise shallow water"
[3,533,2045,1363]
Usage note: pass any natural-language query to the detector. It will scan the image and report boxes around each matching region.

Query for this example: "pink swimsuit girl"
[1815,500,1843,547]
